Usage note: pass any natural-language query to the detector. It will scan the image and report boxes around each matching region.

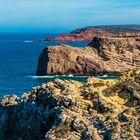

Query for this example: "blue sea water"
[0,33,118,97]
[0,33,90,97]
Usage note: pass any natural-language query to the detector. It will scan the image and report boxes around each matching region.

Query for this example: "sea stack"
[37,37,140,76]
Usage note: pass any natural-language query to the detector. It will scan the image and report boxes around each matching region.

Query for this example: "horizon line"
[0,24,140,33]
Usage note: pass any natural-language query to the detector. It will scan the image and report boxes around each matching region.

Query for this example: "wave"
[23,40,34,43]
[28,75,118,79]
[0,40,34,43]
[97,75,119,79]
[28,76,55,79]
[28,75,89,79]
[97,75,108,78]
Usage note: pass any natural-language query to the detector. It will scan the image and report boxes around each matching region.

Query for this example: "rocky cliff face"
[53,32,140,42]
[37,37,140,76]
[54,28,113,42]
[0,69,140,140]
[45,25,140,42]
[54,33,94,42]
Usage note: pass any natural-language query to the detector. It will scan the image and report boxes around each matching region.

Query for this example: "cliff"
[0,69,140,139]
[54,33,94,42]
[45,25,140,42]
[37,37,140,76]
[54,28,113,42]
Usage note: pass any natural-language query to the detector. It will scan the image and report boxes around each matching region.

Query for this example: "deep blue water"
[0,33,90,96]
[0,33,119,97]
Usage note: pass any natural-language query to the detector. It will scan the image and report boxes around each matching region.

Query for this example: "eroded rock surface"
[37,37,140,76]
[0,69,140,140]
[46,25,140,42]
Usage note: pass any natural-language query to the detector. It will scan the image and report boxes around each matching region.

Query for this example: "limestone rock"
[0,69,140,140]
[37,37,140,76]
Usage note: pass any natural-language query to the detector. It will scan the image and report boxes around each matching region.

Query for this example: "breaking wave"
[28,75,89,79]
[23,40,34,43]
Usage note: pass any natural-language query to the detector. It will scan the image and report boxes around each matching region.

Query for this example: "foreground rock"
[0,69,140,140]
[37,37,140,76]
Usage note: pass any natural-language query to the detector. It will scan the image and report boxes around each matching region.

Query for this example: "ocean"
[0,33,119,97]
[0,33,90,97]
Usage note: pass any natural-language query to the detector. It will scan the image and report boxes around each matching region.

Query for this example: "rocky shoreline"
[1,25,140,139]
[45,25,140,42]
[37,36,140,76]
[0,69,140,139]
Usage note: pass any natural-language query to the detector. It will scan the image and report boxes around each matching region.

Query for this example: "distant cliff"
[0,69,140,139]
[37,37,140,76]
[45,25,140,42]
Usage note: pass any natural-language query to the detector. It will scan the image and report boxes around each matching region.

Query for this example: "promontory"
[37,36,140,76]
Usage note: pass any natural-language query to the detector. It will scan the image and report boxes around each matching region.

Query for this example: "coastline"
[0,69,139,139]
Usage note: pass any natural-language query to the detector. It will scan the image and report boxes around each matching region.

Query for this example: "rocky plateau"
[37,36,140,76]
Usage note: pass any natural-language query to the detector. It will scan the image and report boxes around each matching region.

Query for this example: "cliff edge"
[37,37,140,76]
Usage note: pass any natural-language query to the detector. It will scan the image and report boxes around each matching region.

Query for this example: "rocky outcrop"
[54,33,94,42]
[45,25,140,42]
[117,32,140,37]
[37,37,140,76]
[54,28,113,42]
[0,69,140,140]
[53,32,140,42]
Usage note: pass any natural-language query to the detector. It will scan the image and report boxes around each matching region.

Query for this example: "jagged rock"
[0,69,140,140]
[37,37,140,76]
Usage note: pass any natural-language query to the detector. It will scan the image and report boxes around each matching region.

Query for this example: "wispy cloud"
[0,0,139,32]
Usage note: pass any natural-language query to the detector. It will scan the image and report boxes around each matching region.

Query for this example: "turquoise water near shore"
[0,33,118,97]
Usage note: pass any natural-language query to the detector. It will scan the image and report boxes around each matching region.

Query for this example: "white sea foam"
[28,75,89,79]
[28,75,118,80]
[101,75,108,77]
[23,40,33,43]
[28,76,55,79]
[68,74,73,77]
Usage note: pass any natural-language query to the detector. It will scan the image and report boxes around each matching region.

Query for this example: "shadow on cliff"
[36,47,49,76]
[102,78,140,107]
[0,91,62,140]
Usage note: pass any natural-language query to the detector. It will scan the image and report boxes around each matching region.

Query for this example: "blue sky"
[0,0,140,32]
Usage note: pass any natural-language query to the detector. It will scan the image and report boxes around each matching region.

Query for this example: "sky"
[0,0,140,32]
